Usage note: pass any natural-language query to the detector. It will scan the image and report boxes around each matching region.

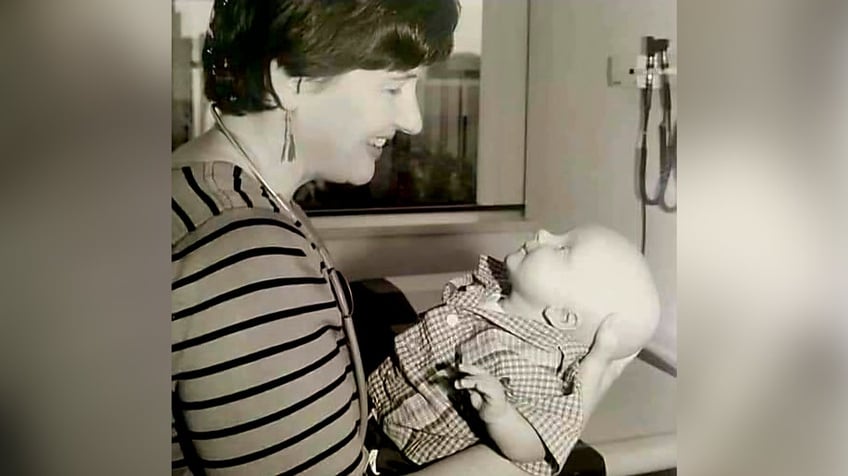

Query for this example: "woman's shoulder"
[171,160,302,247]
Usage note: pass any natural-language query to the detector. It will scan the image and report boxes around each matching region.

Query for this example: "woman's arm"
[173,220,364,474]
[577,316,639,419]
[407,444,531,476]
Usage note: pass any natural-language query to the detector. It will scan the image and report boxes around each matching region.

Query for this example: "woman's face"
[293,68,424,186]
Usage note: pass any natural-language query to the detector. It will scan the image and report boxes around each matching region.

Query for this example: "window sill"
[312,210,539,239]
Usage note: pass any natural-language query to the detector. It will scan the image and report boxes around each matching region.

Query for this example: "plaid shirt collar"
[442,255,589,360]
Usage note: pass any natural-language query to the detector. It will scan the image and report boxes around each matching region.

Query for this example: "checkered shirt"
[368,255,590,476]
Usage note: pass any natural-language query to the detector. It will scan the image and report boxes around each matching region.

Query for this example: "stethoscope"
[638,36,677,213]
[210,105,370,445]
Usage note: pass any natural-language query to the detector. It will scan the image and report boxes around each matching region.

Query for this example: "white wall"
[524,0,677,364]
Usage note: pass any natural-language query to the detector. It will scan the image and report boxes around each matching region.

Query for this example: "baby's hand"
[453,363,509,423]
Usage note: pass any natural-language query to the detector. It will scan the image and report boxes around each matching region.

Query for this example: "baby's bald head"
[566,225,660,358]
[504,224,661,358]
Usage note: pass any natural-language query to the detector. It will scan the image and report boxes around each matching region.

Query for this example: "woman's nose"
[394,87,423,135]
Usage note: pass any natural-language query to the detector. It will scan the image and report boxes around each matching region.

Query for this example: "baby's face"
[504,226,633,327]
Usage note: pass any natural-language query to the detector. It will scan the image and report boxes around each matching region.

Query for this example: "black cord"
[637,37,676,256]
[640,198,647,255]
[637,63,651,256]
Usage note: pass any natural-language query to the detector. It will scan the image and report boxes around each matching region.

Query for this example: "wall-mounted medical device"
[617,36,677,254]
[606,41,677,90]
[636,36,676,214]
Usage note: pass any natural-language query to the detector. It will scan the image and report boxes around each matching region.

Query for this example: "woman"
[171,1,631,474]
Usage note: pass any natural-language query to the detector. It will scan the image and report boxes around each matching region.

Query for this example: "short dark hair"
[203,0,460,115]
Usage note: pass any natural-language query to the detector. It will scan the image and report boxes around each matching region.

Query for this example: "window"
[172,0,527,219]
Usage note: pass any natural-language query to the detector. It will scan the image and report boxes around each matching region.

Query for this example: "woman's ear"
[543,307,580,330]
[268,59,301,110]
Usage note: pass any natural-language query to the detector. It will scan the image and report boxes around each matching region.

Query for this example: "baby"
[367,225,660,476]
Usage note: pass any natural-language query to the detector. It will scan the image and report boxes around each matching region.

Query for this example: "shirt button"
[446,314,459,327]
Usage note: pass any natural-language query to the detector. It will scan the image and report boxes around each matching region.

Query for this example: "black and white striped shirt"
[172,161,367,475]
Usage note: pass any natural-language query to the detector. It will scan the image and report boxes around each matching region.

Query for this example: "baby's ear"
[543,307,579,330]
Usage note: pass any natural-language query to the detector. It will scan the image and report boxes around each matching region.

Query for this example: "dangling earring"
[273,77,302,164]
[281,108,296,163]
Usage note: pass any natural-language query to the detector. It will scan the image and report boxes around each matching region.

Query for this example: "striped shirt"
[368,256,589,476]
[172,161,367,475]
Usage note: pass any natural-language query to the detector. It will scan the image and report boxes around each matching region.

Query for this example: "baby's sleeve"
[460,330,583,476]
